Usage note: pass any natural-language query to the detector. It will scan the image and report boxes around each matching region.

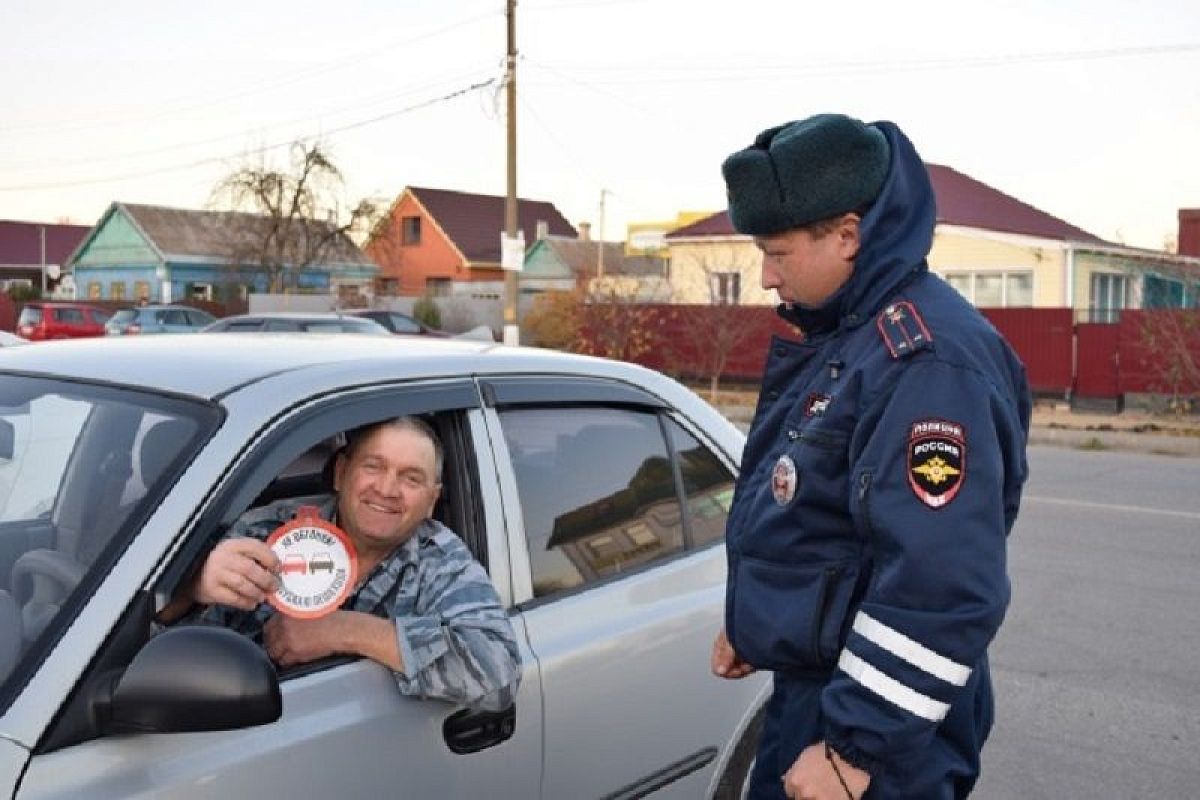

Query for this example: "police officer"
[710,114,1031,799]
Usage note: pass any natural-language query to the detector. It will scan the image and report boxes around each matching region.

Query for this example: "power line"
[0,65,496,173]
[526,42,1200,85]
[1,8,503,138]
[0,78,497,193]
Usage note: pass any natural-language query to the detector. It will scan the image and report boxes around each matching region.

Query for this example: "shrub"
[412,294,442,330]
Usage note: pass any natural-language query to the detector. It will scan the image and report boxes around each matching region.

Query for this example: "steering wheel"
[10,549,87,643]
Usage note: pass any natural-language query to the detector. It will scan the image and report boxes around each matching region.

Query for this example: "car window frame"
[477,375,735,611]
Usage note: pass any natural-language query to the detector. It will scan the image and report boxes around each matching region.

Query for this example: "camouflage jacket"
[200,494,521,712]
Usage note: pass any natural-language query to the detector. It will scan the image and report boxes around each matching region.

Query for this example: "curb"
[714,406,1200,458]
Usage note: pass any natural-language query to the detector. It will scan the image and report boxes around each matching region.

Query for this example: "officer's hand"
[711,627,756,679]
[782,742,870,800]
[192,538,281,610]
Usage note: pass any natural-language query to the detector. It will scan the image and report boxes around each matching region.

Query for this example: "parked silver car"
[0,334,767,799]
[104,304,217,335]
[201,311,389,334]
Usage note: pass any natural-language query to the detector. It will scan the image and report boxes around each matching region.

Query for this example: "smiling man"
[711,114,1031,799]
[170,416,520,712]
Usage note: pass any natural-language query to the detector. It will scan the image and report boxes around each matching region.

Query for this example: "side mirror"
[107,626,281,734]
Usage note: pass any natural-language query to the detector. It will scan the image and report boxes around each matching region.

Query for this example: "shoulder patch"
[876,301,933,359]
[908,419,965,509]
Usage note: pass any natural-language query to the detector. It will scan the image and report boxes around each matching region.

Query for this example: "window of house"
[110,282,126,301]
[188,283,213,301]
[711,272,741,305]
[1143,274,1188,309]
[134,281,151,302]
[975,274,1003,307]
[426,277,451,297]
[1090,273,1128,323]
[499,407,685,599]
[941,270,1033,308]
[87,282,102,299]
[402,216,421,246]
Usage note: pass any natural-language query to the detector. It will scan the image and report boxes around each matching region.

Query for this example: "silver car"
[0,334,767,799]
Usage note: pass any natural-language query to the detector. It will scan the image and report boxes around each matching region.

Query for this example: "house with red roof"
[666,165,1200,315]
[365,186,576,296]
[0,219,90,296]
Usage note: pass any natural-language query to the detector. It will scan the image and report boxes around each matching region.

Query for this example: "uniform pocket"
[732,557,860,673]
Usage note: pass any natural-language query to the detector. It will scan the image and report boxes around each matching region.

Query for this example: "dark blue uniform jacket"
[725,122,1031,795]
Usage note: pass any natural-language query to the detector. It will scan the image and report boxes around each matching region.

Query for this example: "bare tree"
[665,244,773,400]
[211,142,380,293]
[1137,308,1200,413]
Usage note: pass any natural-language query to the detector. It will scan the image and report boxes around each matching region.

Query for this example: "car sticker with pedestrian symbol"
[266,505,358,618]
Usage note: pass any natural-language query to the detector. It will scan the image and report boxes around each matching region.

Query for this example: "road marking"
[1024,495,1200,521]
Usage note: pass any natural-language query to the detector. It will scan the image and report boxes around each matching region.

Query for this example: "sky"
[1,0,1198,251]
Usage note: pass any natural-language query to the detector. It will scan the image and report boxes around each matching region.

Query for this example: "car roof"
[221,312,366,321]
[0,334,672,404]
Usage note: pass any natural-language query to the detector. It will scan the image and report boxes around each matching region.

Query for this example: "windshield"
[0,375,220,710]
[16,307,42,326]
[109,309,137,324]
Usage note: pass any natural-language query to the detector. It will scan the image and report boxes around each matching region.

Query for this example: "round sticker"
[771,455,798,506]
[265,506,358,619]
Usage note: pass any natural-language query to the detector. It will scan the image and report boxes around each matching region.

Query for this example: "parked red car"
[15,303,110,341]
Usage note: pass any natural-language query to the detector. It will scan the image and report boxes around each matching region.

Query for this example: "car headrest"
[140,418,197,488]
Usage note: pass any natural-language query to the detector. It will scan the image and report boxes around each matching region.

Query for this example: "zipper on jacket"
[855,472,874,537]
[811,565,843,665]
[797,428,847,450]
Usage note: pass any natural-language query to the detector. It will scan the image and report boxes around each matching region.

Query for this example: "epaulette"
[876,301,933,359]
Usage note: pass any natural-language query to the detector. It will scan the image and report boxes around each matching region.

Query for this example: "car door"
[479,376,767,800]
[15,380,542,800]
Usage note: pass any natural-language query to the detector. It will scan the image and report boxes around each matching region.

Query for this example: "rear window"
[16,307,42,326]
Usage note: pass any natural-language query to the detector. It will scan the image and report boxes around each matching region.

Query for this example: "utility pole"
[502,0,520,346]
[597,189,608,279]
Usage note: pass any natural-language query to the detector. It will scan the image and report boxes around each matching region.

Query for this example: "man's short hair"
[343,416,444,483]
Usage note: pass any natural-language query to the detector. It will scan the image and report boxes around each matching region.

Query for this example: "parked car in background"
[14,302,109,341]
[201,312,390,335]
[105,304,216,336]
[344,309,449,337]
[0,334,766,799]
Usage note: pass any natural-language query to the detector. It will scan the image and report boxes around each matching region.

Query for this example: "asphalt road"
[974,445,1200,798]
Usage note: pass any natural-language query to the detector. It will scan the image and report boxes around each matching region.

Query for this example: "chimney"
[1178,209,1200,257]
[578,221,591,242]
[535,219,549,241]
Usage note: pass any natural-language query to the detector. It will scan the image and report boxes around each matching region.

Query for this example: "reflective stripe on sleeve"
[837,650,951,722]
[852,612,971,687]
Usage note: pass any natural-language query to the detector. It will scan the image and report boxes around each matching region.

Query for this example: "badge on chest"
[771,454,798,505]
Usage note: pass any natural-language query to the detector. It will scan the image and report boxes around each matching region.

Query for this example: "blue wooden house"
[68,202,377,304]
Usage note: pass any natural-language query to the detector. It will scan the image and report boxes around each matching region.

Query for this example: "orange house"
[366,186,576,296]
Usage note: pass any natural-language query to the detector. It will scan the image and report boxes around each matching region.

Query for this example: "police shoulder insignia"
[876,301,933,359]
[907,419,965,509]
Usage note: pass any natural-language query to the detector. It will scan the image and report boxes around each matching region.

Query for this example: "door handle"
[442,705,517,754]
